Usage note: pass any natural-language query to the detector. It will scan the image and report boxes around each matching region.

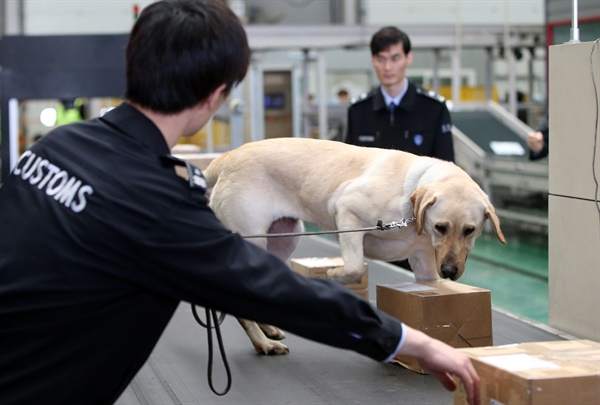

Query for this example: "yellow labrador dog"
[204,137,505,354]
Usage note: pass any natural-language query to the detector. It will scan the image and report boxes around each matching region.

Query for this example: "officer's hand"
[396,326,480,405]
[527,131,545,153]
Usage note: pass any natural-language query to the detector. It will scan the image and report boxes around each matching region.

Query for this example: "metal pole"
[485,47,493,101]
[432,48,440,95]
[302,49,311,138]
[316,50,328,139]
[228,85,244,150]
[343,0,357,25]
[9,98,19,172]
[3,0,24,35]
[451,0,462,105]
[504,0,517,116]
[569,0,580,43]
[249,61,264,142]
[205,117,214,152]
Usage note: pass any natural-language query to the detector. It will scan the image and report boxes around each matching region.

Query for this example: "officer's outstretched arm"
[397,326,480,405]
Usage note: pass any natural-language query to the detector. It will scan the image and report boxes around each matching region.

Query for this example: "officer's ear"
[205,84,228,111]
[406,51,414,66]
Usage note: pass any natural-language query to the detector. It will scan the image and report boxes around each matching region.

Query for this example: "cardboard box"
[454,340,600,405]
[174,152,223,172]
[290,257,368,300]
[377,280,492,373]
[351,287,369,301]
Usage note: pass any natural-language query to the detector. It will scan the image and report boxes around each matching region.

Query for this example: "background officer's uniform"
[529,114,549,160]
[345,81,455,162]
[0,103,404,404]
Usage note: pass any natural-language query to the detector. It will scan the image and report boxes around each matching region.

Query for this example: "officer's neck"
[126,85,226,150]
[128,101,214,150]
[381,78,408,99]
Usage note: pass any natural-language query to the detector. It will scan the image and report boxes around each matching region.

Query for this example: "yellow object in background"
[55,98,84,126]
[435,85,499,102]
[177,118,231,151]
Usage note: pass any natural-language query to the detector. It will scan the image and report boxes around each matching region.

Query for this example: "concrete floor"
[117,236,568,405]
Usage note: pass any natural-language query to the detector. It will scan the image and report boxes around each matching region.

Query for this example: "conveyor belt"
[450,102,549,230]
[451,110,529,157]
[116,236,568,405]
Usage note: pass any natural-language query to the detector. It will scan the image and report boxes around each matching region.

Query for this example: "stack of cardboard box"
[454,339,600,405]
[290,257,368,300]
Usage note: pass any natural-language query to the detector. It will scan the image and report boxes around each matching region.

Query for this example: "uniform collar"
[372,80,416,112]
[100,102,170,157]
[380,78,409,107]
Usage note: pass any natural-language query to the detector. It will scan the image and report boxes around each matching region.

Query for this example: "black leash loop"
[191,304,231,396]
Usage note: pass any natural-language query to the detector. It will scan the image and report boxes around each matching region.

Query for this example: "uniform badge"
[161,154,206,192]
[358,135,375,143]
[413,134,424,146]
[441,123,453,133]
[189,165,207,190]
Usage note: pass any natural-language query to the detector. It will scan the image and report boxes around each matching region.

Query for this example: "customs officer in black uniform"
[527,113,549,160]
[345,26,454,272]
[0,2,479,404]
[345,26,454,163]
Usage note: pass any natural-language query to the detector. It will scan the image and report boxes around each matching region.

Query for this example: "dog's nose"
[441,263,458,280]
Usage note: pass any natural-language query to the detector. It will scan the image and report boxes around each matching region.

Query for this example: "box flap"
[464,340,600,379]
[291,257,345,268]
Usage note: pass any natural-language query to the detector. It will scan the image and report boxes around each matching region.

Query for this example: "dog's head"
[410,180,506,281]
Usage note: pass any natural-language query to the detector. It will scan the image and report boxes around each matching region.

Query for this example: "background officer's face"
[371,43,413,91]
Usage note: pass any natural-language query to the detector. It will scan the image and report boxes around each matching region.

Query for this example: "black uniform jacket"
[345,82,455,162]
[0,103,404,404]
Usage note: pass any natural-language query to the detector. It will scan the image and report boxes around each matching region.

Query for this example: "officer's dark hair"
[125,0,250,114]
[370,26,411,56]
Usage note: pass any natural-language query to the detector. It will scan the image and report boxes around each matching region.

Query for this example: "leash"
[241,217,416,239]
[190,217,415,396]
[191,304,232,396]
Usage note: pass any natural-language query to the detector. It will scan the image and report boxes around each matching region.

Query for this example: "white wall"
[14,0,547,35]
[363,0,544,26]
[23,0,155,35]
[547,41,600,341]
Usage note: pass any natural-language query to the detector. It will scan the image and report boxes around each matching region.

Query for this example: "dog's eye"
[435,224,447,235]
[463,227,475,237]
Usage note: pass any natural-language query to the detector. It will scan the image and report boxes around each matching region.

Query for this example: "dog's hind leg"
[258,323,285,340]
[245,217,300,344]
[237,318,289,355]
[232,218,301,355]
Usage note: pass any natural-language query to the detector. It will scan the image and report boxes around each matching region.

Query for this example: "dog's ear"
[485,206,506,244]
[410,187,436,235]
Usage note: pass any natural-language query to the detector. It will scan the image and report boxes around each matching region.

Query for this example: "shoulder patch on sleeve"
[350,92,369,105]
[161,154,206,192]
[416,87,446,103]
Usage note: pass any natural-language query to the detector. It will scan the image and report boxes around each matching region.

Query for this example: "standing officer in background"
[345,26,455,162]
[0,1,479,404]
[527,113,549,160]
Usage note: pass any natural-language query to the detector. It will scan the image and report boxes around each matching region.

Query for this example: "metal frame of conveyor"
[451,101,549,230]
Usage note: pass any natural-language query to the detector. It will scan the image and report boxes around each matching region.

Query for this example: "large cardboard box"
[377,280,492,373]
[454,340,600,405]
[290,257,368,300]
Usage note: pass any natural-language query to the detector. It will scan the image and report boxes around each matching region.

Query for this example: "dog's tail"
[203,152,229,189]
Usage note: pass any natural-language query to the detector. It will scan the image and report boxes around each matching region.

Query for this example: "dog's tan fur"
[204,137,505,354]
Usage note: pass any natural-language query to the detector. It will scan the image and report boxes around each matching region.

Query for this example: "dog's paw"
[254,340,289,355]
[326,266,362,285]
[258,323,286,340]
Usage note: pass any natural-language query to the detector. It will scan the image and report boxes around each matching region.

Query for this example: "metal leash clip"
[377,217,416,231]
